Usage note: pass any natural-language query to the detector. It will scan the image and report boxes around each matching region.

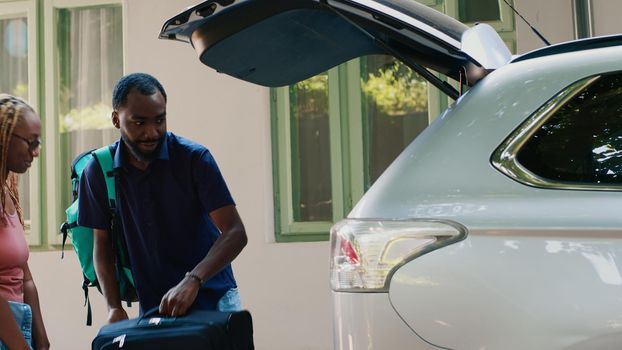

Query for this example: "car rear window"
[517,73,622,185]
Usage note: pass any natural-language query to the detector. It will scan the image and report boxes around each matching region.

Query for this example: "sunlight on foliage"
[292,74,329,116]
[60,103,113,132]
[295,73,328,92]
[362,61,427,116]
[290,61,428,118]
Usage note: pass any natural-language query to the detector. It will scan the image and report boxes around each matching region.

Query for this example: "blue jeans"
[0,301,33,350]
[216,288,242,312]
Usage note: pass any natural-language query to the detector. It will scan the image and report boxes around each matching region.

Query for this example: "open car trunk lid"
[159,0,511,95]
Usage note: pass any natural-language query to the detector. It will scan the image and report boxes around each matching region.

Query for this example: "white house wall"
[26,0,622,349]
[592,1,622,37]
[515,0,575,53]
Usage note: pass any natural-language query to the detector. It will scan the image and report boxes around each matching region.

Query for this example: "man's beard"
[120,131,163,163]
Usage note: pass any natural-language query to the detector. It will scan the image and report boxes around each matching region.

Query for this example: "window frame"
[491,74,622,191]
[271,59,440,241]
[452,0,516,33]
[0,0,41,246]
[43,0,126,246]
[271,67,348,242]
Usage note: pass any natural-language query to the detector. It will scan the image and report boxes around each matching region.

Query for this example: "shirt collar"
[113,132,170,169]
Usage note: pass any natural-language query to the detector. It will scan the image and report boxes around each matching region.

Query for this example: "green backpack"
[60,145,137,325]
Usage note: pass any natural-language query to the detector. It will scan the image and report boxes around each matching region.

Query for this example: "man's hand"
[107,307,129,324]
[159,276,201,317]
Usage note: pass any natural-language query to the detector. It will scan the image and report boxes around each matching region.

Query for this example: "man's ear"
[112,111,120,129]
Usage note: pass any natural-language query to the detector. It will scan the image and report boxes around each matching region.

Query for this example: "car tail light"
[330,219,467,292]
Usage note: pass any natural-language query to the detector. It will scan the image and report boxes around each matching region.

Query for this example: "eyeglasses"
[12,133,42,151]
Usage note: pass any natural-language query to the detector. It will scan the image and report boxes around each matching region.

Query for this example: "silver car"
[160,0,622,349]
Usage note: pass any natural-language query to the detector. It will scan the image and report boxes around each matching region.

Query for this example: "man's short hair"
[112,73,167,110]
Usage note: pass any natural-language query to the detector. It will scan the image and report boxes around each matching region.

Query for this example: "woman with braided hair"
[0,95,49,350]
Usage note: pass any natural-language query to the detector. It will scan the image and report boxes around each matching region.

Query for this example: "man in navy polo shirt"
[78,73,247,323]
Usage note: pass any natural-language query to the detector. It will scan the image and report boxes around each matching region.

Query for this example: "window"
[56,5,123,237]
[0,15,28,99]
[0,0,40,245]
[271,1,515,241]
[0,0,124,247]
[43,0,124,246]
[272,68,343,241]
[517,73,622,185]
[272,57,431,241]
[361,56,430,187]
[289,73,332,222]
[458,0,501,23]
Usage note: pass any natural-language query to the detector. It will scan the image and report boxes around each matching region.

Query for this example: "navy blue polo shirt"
[77,132,237,312]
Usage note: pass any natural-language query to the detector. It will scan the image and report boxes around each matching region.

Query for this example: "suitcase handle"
[140,307,164,319]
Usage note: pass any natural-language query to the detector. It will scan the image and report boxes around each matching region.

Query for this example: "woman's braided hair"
[0,94,34,226]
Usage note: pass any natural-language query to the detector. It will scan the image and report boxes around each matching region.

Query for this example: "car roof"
[512,34,622,64]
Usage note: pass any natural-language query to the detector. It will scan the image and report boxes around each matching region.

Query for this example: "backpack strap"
[91,145,136,307]
[86,145,118,324]
[92,146,116,210]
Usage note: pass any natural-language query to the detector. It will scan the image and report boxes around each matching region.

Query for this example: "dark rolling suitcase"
[92,309,254,350]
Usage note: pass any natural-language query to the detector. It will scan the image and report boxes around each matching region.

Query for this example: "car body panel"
[339,45,622,349]
[159,0,510,87]
[332,292,440,349]
[390,233,622,350]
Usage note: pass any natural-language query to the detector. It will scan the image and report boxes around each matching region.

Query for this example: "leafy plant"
[292,74,329,117]
[362,61,427,116]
